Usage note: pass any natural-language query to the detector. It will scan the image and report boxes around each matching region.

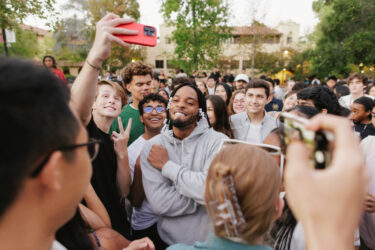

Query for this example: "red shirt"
[52,68,68,86]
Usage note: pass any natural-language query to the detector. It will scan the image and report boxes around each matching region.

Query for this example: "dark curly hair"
[297,86,342,115]
[138,93,168,116]
[167,82,210,129]
[121,62,153,88]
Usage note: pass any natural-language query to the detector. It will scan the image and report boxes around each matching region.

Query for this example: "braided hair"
[166,82,211,129]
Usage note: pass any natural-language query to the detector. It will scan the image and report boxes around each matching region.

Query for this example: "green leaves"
[161,0,230,73]
[310,0,375,77]
[0,0,55,29]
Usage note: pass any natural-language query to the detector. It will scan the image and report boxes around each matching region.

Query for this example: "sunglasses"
[30,138,101,178]
[143,106,165,114]
[218,139,285,176]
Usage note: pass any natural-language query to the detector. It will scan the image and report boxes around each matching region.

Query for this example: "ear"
[267,95,273,104]
[92,99,97,111]
[321,108,328,114]
[140,115,144,124]
[274,197,285,221]
[126,83,132,93]
[37,151,64,191]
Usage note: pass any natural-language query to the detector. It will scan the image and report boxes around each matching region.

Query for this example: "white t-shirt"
[207,86,215,95]
[339,94,374,109]
[246,123,262,143]
[128,136,159,230]
[51,240,67,250]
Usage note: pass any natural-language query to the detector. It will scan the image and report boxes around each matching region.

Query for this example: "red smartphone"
[115,23,157,47]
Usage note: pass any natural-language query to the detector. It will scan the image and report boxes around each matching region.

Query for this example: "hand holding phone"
[284,114,367,250]
[115,22,157,47]
[280,112,333,169]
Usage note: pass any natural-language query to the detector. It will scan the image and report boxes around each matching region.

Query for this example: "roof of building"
[20,24,50,36]
[231,24,282,36]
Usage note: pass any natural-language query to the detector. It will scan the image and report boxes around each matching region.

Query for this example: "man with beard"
[140,82,228,247]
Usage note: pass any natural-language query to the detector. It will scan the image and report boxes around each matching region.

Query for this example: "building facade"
[144,21,300,75]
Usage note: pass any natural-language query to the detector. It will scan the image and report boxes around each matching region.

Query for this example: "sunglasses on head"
[143,106,165,114]
[218,139,285,177]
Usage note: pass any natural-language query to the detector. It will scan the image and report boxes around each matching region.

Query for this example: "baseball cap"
[234,74,249,83]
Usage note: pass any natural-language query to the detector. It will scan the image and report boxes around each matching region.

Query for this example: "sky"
[25,0,319,37]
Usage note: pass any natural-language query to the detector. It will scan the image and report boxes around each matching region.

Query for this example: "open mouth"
[104,106,116,111]
[174,111,187,118]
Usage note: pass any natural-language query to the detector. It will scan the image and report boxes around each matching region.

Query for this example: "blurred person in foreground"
[169,114,368,250]
[0,14,155,250]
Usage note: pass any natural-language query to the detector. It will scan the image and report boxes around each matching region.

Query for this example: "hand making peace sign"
[112,117,132,160]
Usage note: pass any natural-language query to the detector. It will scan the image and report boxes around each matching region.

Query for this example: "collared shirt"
[229,111,277,142]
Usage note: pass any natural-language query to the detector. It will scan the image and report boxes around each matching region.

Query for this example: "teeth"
[150,118,160,121]
[174,112,186,118]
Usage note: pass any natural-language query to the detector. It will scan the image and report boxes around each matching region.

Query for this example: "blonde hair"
[205,144,280,244]
[97,80,127,107]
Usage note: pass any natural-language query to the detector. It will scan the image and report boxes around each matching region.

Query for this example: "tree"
[309,0,375,77]
[58,0,142,69]
[0,0,55,56]
[53,15,90,62]
[0,26,40,58]
[161,0,231,73]
[254,51,285,75]
[0,0,55,29]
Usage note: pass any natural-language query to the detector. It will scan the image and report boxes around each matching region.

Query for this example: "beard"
[169,113,199,129]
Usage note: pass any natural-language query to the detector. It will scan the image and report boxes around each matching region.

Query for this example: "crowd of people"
[0,13,374,250]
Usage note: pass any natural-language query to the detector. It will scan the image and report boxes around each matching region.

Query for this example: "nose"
[108,96,115,103]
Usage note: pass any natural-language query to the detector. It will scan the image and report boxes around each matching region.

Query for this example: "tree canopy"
[309,0,375,77]
[161,0,231,73]
[0,0,55,29]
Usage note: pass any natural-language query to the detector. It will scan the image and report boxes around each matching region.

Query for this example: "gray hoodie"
[140,118,228,245]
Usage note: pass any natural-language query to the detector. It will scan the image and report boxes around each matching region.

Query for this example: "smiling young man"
[140,83,228,247]
[230,79,277,143]
[339,73,374,109]
[127,93,168,249]
[109,62,153,145]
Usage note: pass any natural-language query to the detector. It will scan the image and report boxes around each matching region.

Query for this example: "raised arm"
[112,118,132,197]
[70,13,137,125]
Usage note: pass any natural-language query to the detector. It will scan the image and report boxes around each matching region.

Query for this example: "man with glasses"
[0,13,153,250]
[127,93,168,249]
[0,57,94,250]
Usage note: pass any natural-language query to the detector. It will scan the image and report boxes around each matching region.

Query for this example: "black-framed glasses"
[30,138,101,178]
[143,106,165,114]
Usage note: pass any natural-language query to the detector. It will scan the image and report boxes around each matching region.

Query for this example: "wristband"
[86,60,101,71]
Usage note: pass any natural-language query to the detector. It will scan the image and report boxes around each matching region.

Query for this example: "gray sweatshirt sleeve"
[161,133,228,205]
[141,140,198,217]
